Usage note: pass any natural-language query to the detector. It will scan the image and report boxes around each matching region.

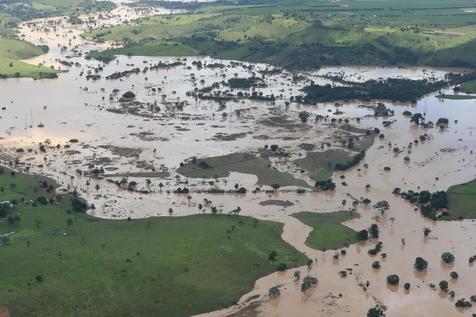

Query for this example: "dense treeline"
[298,78,448,103]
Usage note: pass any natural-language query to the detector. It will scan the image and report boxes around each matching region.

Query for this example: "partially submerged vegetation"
[0,169,307,317]
[395,179,476,220]
[395,188,450,220]
[0,0,114,78]
[300,72,476,103]
[292,211,361,251]
[299,78,448,103]
[294,149,353,182]
[177,152,309,189]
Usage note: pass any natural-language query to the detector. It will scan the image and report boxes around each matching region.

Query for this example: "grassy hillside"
[0,169,307,317]
[87,0,476,68]
[0,38,56,78]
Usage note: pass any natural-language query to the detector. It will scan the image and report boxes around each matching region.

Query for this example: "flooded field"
[0,1,475,317]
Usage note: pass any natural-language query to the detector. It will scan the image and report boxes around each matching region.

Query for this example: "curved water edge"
[1,2,475,316]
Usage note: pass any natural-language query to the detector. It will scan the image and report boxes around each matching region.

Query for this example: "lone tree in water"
[387,274,400,285]
[414,257,428,272]
[369,224,379,238]
[373,200,390,214]
[441,252,455,264]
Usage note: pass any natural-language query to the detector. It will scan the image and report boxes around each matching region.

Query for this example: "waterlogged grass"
[0,171,307,317]
[177,152,309,188]
[294,149,352,182]
[447,179,476,219]
[293,211,360,251]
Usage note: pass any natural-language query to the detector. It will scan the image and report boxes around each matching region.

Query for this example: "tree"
[367,305,385,317]
[423,228,431,236]
[168,208,173,216]
[439,280,449,291]
[414,257,428,271]
[268,251,277,261]
[358,229,369,240]
[298,111,310,123]
[369,224,379,238]
[277,263,287,271]
[373,200,390,213]
[387,274,400,285]
[441,252,455,264]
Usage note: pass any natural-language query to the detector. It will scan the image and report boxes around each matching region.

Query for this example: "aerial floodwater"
[0,0,475,317]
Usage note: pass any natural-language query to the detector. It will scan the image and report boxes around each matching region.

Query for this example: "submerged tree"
[414,257,428,272]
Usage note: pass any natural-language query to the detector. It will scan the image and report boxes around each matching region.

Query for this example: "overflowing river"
[0,2,475,316]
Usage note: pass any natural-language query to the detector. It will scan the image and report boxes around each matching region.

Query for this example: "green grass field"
[460,80,476,93]
[0,170,307,317]
[177,152,309,188]
[292,211,361,250]
[85,0,476,69]
[447,179,476,219]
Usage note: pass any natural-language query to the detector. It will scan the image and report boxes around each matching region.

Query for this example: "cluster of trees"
[227,77,263,89]
[71,196,88,213]
[397,189,448,220]
[299,78,449,103]
[0,201,18,224]
[314,179,336,191]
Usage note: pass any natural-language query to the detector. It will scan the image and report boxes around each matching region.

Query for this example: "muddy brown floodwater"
[0,1,475,316]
